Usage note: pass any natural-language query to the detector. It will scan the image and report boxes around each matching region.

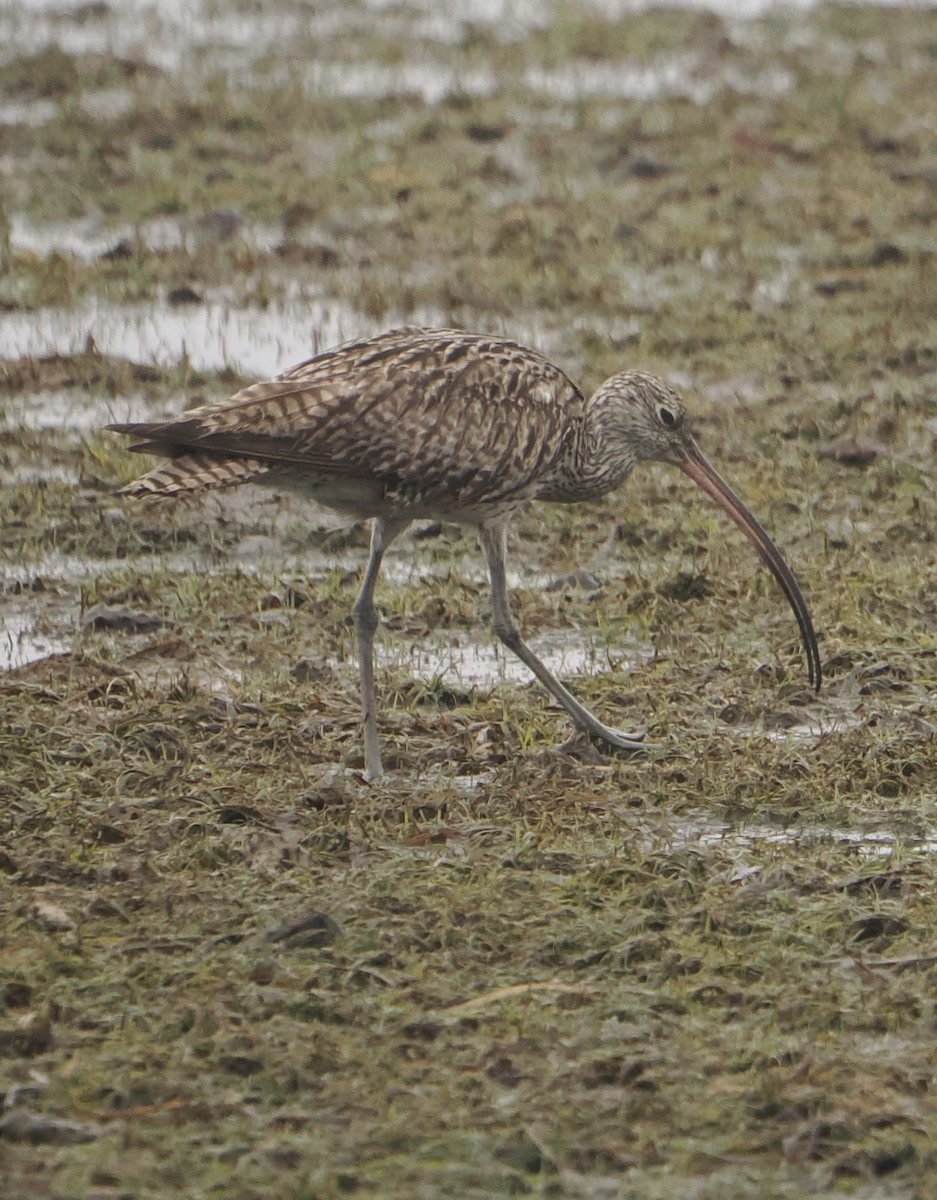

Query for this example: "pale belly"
[257,466,527,526]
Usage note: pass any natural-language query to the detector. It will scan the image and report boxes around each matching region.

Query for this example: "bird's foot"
[584,721,655,755]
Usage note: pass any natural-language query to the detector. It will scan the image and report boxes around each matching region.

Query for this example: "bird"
[106,326,821,781]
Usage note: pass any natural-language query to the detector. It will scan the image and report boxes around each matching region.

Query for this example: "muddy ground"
[1,1,937,1197]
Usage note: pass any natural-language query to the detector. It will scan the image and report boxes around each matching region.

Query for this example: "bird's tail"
[107,419,274,498]
[117,452,272,498]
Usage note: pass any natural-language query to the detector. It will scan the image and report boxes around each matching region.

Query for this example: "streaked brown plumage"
[108,326,821,780]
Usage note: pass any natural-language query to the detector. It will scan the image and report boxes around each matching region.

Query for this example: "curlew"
[107,326,821,780]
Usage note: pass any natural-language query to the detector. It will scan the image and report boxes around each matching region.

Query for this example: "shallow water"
[1,608,72,670]
[671,808,937,858]
[380,625,654,687]
[0,293,371,379]
[7,0,927,71]
[0,249,704,386]
[9,0,919,127]
[0,1,639,72]
[8,214,283,262]
[0,537,649,682]
[0,389,152,434]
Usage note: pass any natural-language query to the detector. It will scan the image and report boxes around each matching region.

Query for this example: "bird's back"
[109,327,585,518]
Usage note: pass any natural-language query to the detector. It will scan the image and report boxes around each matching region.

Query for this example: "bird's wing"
[109,328,585,507]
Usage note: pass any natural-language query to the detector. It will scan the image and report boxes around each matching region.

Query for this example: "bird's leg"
[478,522,648,754]
[353,517,410,781]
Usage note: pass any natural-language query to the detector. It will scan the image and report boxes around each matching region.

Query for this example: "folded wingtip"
[105,421,152,436]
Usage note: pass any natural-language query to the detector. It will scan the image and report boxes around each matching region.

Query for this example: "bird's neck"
[539,400,638,503]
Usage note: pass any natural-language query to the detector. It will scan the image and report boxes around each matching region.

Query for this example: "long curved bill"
[679,439,821,691]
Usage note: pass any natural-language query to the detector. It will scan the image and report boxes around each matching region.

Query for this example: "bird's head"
[592,370,694,467]
[591,369,822,692]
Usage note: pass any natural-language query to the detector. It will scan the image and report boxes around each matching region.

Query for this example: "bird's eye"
[658,406,677,427]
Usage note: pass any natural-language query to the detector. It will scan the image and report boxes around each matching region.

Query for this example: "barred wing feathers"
[108,328,584,506]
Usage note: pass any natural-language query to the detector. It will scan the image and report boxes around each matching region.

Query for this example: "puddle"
[0,0,861,77]
[525,59,792,105]
[1,0,927,95]
[377,627,654,689]
[717,707,866,745]
[9,215,283,261]
[0,551,217,590]
[79,87,137,122]
[0,98,59,126]
[752,266,805,311]
[0,535,652,683]
[0,1,864,124]
[3,463,81,487]
[614,264,714,312]
[0,608,72,670]
[671,809,937,858]
[0,285,556,388]
[301,60,498,105]
[0,293,383,379]
[0,389,152,434]
[292,50,794,107]
[0,2,312,72]
[1,233,683,389]
[761,713,865,742]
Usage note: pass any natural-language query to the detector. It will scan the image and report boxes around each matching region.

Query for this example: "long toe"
[591,724,655,754]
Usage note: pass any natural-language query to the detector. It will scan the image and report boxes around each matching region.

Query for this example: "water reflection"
[9,215,282,261]
[1,609,71,670]
[0,294,371,379]
[379,627,654,687]
[671,809,937,858]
